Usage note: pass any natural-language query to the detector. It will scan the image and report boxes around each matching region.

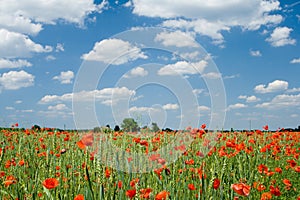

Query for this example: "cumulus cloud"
[129,106,159,113]
[249,50,262,57]
[45,55,56,61]
[192,89,205,95]
[81,38,147,65]
[162,103,179,110]
[266,27,296,47]
[202,72,222,79]
[154,30,199,47]
[162,19,229,45]
[39,87,135,105]
[53,70,74,84]
[290,58,300,64]
[256,93,300,109]
[48,104,69,111]
[124,67,148,78]
[158,60,207,76]
[254,80,288,93]
[0,29,52,58]
[0,0,106,35]
[238,95,260,103]
[55,43,64,52]
[0,70,34,90]
[286,87,300,93]
[0,58,32,69]
[198,105,210,112]
[227,103,248,111]
[132,0,282,44]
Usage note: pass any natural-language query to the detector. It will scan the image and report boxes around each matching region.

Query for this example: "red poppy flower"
[117,180,122,189]
[257,164,268,174]
[42,178,59,189]
[155,190,169,200]
[105,168,111,178]
[231,183,251,196]
[188,183,196,190]
[201,124,206,129]
[275,167,282,173]
[0,171,5,178]
[130,178,139,187]
[3,175,17,187]
[257,184,266,191]
[74,194,84,200]
[76,140,86,150]
[287,159,297,168]
[140,188,152,199]
[261,192,272,200]
[263,125,268,131]
[213,178,221,190]
[269,185,281,196]
[81,133,94,146]
[126,189,136,199]
[282,179,292,187]
[185,159,194,165]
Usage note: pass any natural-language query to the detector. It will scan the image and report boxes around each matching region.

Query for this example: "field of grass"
[0,125,299,199]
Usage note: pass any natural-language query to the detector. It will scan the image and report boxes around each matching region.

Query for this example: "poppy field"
[0,125,299,200]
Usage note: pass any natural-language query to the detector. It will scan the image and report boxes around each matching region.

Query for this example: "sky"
[0,0,300,130]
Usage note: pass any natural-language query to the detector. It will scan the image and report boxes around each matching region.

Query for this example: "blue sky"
[0,0,300,130]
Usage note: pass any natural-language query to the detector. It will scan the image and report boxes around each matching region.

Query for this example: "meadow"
[0,124,299,200]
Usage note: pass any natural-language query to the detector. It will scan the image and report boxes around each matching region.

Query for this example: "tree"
[151,122,160,132]
[93,127,101,132]
[121,118,138,132]
[114,125,120,132]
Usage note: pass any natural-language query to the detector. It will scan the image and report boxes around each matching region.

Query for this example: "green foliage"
[151,122,160,132]
[121,118,138,132]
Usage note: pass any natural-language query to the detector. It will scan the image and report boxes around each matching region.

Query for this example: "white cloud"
[0,14,42,35]
[53,70,74,84]
[132,0,282,44]
[5,106,15,110]
[0,70,34,90]
[254,80,288,93]
[291,114,298,118]
[290,58,300,64]
[227,103,248,110]
[39,87,135,105]
[179,51,200,60]
[286,87,300,93]
[45,55,56,61]
[129,106,159,113]
[15,100,22,104]
[192,89,205,95]
[158,60,207,76]
[123,1,132,7]
[250,50,262,57]
[162,19,229,44]
[0,58,32,69]
[198,105,210,112]
[124,67,148,78]
[0,29,52,58]
[154,30,199,47]
[238,95,260,103]
[20,109,33,113]
[202,72,222,79]
[256,93,300,109]
[223,74,240,79]
[266,27,296,47]
[162,103,179,110]
[81,38,147,65]
[48,104,68,111]
[0,0,106,35]
[55,43,64,52]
